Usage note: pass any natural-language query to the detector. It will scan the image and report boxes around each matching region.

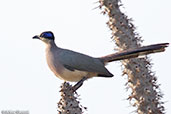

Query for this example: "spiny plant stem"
[58,82,87,114]
[99,0,165,113]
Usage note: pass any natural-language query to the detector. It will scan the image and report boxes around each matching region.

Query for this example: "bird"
[33,31,169,91]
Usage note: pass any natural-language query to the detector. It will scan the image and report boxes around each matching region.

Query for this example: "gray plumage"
[44,41,113,82]
[33,31,169,82]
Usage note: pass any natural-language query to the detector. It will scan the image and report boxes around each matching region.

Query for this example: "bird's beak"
[32,35,40,39]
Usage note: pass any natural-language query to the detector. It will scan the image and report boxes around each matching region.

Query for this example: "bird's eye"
[40,32,53,38]
[39,31,54,40]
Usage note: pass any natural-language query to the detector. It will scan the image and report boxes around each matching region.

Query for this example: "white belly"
[59,68,89,82]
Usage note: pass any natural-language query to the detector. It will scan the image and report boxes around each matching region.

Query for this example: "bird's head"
[33,31,55,43]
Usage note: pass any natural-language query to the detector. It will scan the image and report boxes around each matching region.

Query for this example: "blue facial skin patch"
[41,32,53,38]
[40,31,54,40]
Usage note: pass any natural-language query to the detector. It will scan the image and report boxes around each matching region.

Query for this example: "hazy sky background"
[0,0,170,113]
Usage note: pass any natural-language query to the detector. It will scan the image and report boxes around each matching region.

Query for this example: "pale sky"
[0,0,170,114]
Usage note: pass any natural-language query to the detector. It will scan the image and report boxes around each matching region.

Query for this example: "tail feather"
[100,43,169,63]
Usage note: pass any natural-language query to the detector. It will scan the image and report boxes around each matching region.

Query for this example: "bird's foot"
[72,77,88,92]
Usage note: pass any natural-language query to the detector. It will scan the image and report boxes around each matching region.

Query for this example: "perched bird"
[33,31,169,90]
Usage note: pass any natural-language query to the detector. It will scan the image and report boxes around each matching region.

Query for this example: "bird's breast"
[46,50,63,78]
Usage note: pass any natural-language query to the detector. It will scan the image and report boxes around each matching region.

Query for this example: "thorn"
[92,5,101,10]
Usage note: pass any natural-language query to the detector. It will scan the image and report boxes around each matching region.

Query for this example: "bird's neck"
[45,40,59,51]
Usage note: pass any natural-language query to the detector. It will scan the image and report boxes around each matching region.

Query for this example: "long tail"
[100,43,169,63]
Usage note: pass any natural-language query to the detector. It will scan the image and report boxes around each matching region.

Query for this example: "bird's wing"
[58,49,112,76]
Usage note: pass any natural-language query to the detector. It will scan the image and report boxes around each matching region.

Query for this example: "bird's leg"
[72,77,88,92]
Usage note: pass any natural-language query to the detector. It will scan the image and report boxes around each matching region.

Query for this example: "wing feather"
[58,49,112,76]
